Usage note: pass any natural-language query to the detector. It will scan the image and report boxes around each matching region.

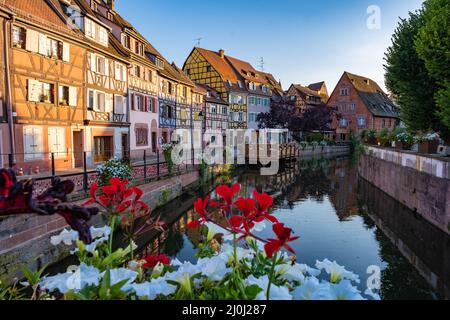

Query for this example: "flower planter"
[418,140,439,154]
[395,142,411,151]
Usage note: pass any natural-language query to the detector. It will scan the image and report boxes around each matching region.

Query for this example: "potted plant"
[162,143,174,175]
[415,132,440,154]
[377,129,392,147]
[395,130,414,150]
[364,129,377,145]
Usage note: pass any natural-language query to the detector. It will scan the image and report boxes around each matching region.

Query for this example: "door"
[121,133,129,160]
[94,136,112,163]
[152,132,157,153]
[72,130,83,168]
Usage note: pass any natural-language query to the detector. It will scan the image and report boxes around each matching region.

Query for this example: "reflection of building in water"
[327,158,359,220]
[359,179,449,299]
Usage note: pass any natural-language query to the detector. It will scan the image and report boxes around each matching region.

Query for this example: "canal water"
[141,155,450,300]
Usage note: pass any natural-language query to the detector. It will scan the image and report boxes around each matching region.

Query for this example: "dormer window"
[238,81,243,88]
[249,82,256,91]
[155,58,164,69]
[206,91,211,98]
[107,12,114,21]
[227,80,232,87]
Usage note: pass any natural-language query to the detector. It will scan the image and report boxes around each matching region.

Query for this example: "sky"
[115,0,424,93]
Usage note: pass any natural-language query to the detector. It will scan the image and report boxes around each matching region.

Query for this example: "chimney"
[219,49,225,58]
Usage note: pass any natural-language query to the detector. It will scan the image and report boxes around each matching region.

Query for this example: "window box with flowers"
[394,130,414,150]
[415,133,440,154]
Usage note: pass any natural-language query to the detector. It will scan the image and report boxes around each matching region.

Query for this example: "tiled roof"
[196,83,228,105]
[195,47,242,84]
[291,84,322,98]
[345,72,398,118]
[308,81,325,92]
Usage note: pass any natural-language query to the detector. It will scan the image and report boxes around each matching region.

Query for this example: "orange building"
[2,0,87,173]
[328,72,398,141]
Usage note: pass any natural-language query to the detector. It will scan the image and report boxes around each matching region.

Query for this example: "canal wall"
[298,145,350,157]
[358,146,450,235]
[359,179,450,299]
[0,170,199,285]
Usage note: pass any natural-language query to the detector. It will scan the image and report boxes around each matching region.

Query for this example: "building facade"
[328,72,398,141]
[2,0,87,172]
[94,0,160,157]
[286,83,326,114]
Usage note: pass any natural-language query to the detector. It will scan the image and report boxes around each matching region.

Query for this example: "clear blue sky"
[115,0,424,93]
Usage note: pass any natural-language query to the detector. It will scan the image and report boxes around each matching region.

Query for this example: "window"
[135,127,149,147]
[290,95,296,101]
[351,103,356,111]
[115,63,125,81]
[27,79,54,103]
[48,127,66,157]
[168,82,173,94]
[263,98,270,107]
[357,117,366,128]
[96,92,106,112]
[23,126,44,161]
[12,26,26,49]
[249,96,256,105]
[107,12,114,21]
[115,95,126,114]
[147,69,153,82]
[85,19,96,39]
[222,106,228,115]
[88,90,95,110]
[134,65,141,77]
[256,97,262,105]
[96,56,106,74]
[182,86,187,98]
[59,86,69,106]
[98,28,108,46]
[249,113,256,123]
[46,38,62,59]
[238,112,243,122]
[136,95,143,111]
[211,105,217,114]
[121,33,130,49]
[249,83,256,91]
[238,81,243,88]
[339,118,348,128]
[39,82,54,103]
[156,58,164,69]
[382,119,386,128]
[340,88,349,96]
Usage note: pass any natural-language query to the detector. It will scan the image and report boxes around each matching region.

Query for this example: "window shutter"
[105,94,113,113]
[131,93,135,110]
[25,29,39,52]
[115,63,120,80]
[27,79,41,102]
[38,33,47,55]
[90,53,96,71]
[69,86,77,106]
[104,58,109,76]
[122,65,127,82]
[62,42,70,62]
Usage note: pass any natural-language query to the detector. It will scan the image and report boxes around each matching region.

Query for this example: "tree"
[257,100,332,141]
[384,10,440,133]
[415,0,450,133]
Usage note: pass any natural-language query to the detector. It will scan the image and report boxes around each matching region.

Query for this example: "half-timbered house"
[93,0,160,157]
[1,0,87,173]
[286,83,326,114]
[183,48,248,130]
[63,0,130,165]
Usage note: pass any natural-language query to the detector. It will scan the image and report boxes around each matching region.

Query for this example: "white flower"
[165,272,193,293]
[132,278,177,299]
[40,263,102,294]
[291,277,330,300]
[245,275,292,300]
[151,262,165,279]
[326,280,365,300]
[365,288,381,300]
[251,221,266,233]
[315,259,360,283]
[204,222,230,242]
[50,229,78,246]
[108,268,138,292]
[219,243,252,264]
[197,257,232,281]
[90,226,111,240]
[275,263,307,283]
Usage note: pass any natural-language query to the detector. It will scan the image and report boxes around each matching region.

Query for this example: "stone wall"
[359,153,450,235]
[0,170,199,285]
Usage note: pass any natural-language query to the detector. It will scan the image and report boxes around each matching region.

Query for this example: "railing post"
[157,151,160,180]
[51,153,55,177]
[143,150,147,181]
[83,151,88,192]
[8,154,13,168]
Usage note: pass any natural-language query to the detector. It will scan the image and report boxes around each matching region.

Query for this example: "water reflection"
[140,156,449,300]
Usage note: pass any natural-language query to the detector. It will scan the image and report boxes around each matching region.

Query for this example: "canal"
[139,155,450,300]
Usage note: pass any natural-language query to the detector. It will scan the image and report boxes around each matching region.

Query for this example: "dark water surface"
[143,156,450,300]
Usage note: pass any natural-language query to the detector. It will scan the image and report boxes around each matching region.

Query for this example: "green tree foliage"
[415,0,450,131]
[384,10,440,133]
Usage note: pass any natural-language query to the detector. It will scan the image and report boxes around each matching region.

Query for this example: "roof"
[291,84,322,98]
[196,84,228,105]
[194,47,242,84]
[261,71,284,95]
[308,81,325,92]
[344,72,398,118]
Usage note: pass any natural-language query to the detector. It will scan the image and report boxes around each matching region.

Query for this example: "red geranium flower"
[216,184,241,206]
[264,223,299,258]
[253,190,278,224]
[142,254,171,269]
[187,196,210,229]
